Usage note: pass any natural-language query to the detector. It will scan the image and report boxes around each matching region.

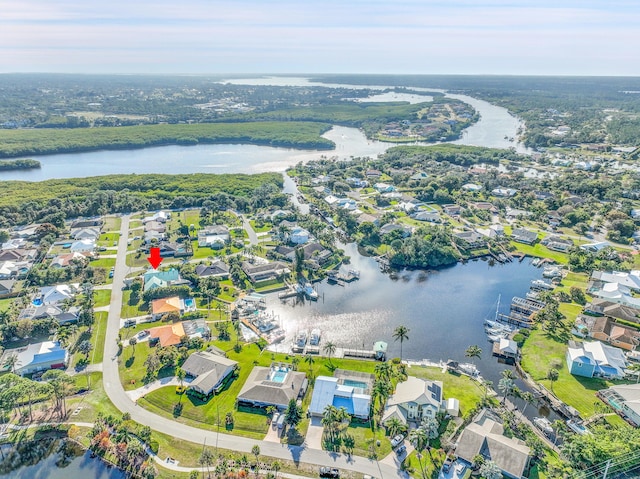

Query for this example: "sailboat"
[484,294,501,327]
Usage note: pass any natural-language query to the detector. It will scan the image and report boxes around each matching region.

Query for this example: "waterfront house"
[566,340,628,379]
[542,235,573,252]
[241,261,290,283]
[591,271,640,292]
[381,376,445,426]
[455,409,530,479]
[1,341,69,376]
[573,315,639,351]
[587,281,640,309]
[237,364,308,410]
[454,231,486,249]
[309,370,374,420]
[510,228,538,245]
[599,384,640,427]
[584,298,640,323]
[197,225,230,249]
[182,350,238,398]
[379,223,412,238]
[580,241,610,253]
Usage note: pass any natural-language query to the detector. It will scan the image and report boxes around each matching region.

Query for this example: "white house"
[143,211,169,223]
[566,340,628,379]
[1,341,69,376]
[374,183,396,193]
[382,376,445,425]
[197,225,230,249]
[492,187,518,197]
[289,227,311,245]
[40,284,78,305]
[309,375,372,420]
[462,183,482,192]
[70,239,96,253]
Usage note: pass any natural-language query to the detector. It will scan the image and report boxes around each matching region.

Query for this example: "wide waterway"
[0,77,529,182]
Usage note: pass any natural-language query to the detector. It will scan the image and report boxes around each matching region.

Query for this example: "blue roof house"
[309,374,373,419]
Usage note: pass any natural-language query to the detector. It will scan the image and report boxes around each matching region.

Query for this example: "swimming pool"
[184,298,195,309]
[32,298,43,306]
[343,379,368,390]
[270,370,288,383]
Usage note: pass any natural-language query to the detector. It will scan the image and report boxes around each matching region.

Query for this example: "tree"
[519,391,535,417]
[547,368,559,392]
[393,325,410,360]
[176,367,186,403]
[498,377,514,404]
[198,447,215,479]
[408,427,428,478]
[304,353,315,378]
[42,369,75,418]
[465,345,482,365]
[78,339,93,358]
[385,417,406,438]
[272,460,281,479]
[323,341,336,363]
[3,354,20,374]
[129,337,137,357]
[284,398,303,429]
[479,460,502,479]
[251,444,261,474]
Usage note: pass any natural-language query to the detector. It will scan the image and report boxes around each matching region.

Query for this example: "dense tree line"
[0,158,40,170]
[0,173,283,226]
[389,226,460,268]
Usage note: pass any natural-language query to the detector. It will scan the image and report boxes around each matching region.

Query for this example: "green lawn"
[408,366,484,418]
[121,289,149,318]
[91,312,108,364]
[346,421,392,458]
[66,372,122,422]
[0,297,13,312]
[249,220,273,233]
[102,216,122,232]
[89,256,117,268]
[98,232,121,246]
[93,289,112,308]
[521,327,616,418]
[509,241,570,264]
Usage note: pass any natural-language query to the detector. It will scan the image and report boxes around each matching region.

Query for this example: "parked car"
[396,445,406,456]
[319,467,339,478]
[390,434,404,448]
[138,330,150,338]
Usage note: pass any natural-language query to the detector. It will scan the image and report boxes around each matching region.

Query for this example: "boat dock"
[327,269,360,285]
[497,312,535,328]
[511,296,546,316]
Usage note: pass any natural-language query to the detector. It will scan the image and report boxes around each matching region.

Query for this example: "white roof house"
[567,340,628,379]
[40,284,77,305]
[308,376,372,419]
[70,239,96,253]
[592,271,640,292]
[492,188,518,197]
[600,384,640,426]
[289,227,311,245]
[462,183,482,191]
[143,211,169,223]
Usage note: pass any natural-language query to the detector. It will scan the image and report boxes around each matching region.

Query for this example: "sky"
[2,0,640,76]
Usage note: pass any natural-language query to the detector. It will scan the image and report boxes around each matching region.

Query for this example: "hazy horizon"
[2,0,640,76]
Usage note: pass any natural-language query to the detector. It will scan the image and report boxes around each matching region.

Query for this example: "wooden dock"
[511,296,546,316]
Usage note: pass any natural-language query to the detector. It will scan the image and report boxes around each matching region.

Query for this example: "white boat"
[303,282,318,300]
[532,258,541,266]
[543,266,562,278]
[294,331,308,349]
[531,279,554,290]
[347,269,360,279]
[309,328,321,346]
[526,291,540,300]
[458,362,480,377]
[566,419,592,435]
[268,328,286,344]
[533,417,554,435]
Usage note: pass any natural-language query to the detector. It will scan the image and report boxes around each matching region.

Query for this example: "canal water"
[0,440,126,479]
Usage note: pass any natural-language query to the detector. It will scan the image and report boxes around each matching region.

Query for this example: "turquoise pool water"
[271,370,288,383]
[184,298,195,308]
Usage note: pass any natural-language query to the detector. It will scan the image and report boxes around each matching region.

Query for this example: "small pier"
[343,348,376,359]
[497,312,535,328]
[327,269,360,285]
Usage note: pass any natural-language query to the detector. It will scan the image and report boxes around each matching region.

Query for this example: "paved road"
[102,214,405,479]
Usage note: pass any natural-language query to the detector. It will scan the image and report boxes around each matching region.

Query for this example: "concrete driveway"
[305,416,324,450]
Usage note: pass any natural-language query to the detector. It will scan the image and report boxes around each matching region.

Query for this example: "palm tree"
[272,460,281,479]
[519,391,535,417]
[501,369,516,380]
[198,448,214,479]
[323,341,336,364]
[3,354,20,374]
[384,417,406,438]
[408,427,428,478]
[547,368,559,393]
[176,367,186,403]
[304,353,315,378]
[251,444,261,476]
[465,345,482,365]
[392,325,410,360]
[498,377,514,404]
[374,361,393,382]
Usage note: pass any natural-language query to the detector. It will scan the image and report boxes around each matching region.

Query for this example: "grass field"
[67,372,122,422]
[93,289,112,308]
[102,216,122,232]
[91,312,108,364]
[89,256,117,268]
[121,289,148,318]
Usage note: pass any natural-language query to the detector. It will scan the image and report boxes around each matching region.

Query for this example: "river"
[0,76,529,182]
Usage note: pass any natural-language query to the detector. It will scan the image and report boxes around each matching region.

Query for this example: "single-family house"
[356,213,379,226]
[492,187,518,197]
[366,169,382,178]
[584,298,640,323]
[573,315,640,351]
[0,261,31,279]
[237,364,308,410]
[442,204,462,216]
[143,211,169,223]
[70,218,103,229]
[195,261,229,279]
[0,249,36,262]
[71,227,101,241]
[148,319,209,347]
[510,228,538,245]
[505,207,533,220]
[381,376,444,426]
[50,252,89,269]
[411,210,441,223]
[241,261,290,283]
[39,284,78,305]
[542,235,573,252]
[379,223,412,237]
[599,384,640,427]
[410,172,429,181]
[581,241,610,253]
[70,239,96,253]
[144,230,166,244]
[374,183,396,193]
[182,350,238,398]
[454,231,486,249]
[198,225,230,249]
[462,183,482,192]
[144,221,166,234]
[455,409,531,479]
[591,271,640,292]
[1,341,69,376]
[289,226,311,245]
[143,268,188,292]
[0,279,16,297]
[566,340,628,379]
[309,370,374,420]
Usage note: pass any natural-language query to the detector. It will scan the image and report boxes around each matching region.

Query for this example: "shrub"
[148,440,159,454]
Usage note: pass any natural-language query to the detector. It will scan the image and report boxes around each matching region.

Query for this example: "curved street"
[103,214,404,478]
